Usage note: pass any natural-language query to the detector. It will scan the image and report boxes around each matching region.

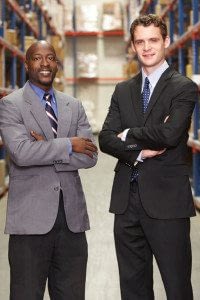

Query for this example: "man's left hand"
[31,131,44,141]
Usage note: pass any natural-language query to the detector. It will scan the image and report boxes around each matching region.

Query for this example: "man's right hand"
[70,137,98,158]
[141,149,166,159]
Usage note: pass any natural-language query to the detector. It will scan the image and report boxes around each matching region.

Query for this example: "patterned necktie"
[130,77,150,182]
[142,77,150,113]
[130,166,139,182]
[44,93,58,137]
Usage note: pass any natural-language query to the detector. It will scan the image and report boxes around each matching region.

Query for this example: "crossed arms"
[0,98,97,170]
[99,80,197,165]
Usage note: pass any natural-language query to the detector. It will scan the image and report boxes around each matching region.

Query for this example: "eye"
[32,56,41,61]
[135,40,143,46]
[48,55,56,61]
[150,38,159,43]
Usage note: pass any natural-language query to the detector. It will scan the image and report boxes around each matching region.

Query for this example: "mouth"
[39,70,52,76]
[143,53,155,58]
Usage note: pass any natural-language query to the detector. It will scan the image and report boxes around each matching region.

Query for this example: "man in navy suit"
[99,14,198,300]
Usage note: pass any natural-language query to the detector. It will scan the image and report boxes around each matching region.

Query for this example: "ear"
[131,41,136,53]
[164,36,170,49]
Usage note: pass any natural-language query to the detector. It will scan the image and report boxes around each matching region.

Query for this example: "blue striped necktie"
[44,93,58,137]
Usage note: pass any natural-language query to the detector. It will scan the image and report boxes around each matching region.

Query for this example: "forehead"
[134,24,162,39]
[29,44,56,57]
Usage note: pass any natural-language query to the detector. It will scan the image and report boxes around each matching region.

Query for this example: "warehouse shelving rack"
[129,0,200,207]
[65,0,125,98]
[65,28,125,98]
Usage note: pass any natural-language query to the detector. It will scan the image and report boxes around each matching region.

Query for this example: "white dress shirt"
[121,60,169,162]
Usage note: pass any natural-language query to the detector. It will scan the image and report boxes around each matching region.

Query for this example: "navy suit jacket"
[99,67,198,219]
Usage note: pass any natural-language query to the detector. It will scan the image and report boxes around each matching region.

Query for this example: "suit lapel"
[23,82,54,140]
[144,67,176,124]
[54,90,72,137]
[129,72,143,125]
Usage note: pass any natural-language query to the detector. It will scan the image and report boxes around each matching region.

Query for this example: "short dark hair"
[130,14,168,42]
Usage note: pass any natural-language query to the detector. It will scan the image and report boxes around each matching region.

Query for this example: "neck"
[142,59,165,76]
[29,80,52,92]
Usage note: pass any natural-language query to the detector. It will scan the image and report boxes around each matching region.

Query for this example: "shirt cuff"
[121,128,130,141]
[136,151,143,162]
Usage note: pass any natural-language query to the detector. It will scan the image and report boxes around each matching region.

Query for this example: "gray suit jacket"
[0,82,97,234]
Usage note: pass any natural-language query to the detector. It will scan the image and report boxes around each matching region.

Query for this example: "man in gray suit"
[0,41,98,300]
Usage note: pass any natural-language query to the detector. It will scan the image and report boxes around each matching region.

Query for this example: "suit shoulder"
[2,88,23,103]
[171,70,198,90]
[115,75,139,91]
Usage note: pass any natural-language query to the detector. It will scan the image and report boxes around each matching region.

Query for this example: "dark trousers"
[9,194,88,300]
[114,182,193,300]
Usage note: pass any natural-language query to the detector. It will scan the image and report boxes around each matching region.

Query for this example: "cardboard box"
[24,36,36,52]
[5,29,18,46]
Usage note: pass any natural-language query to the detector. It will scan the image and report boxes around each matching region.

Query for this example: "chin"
[40,80,53,86]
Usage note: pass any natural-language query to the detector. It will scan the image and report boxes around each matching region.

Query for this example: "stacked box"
[51,35,62,49]
[102,2,123,31]
[50,35,64,60]
[77,52,98,78]
[186,64,193,79]
[5,29,18,46]
[64,5,73,32]
[24,36,37,52]
[76,4,99,32]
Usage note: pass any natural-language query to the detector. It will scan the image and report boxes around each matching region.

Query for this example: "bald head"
[25,40,57,61]
[25,40,58,91]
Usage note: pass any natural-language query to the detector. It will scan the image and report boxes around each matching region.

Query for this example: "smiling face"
[131,24,170,75]
[25,41,58,91]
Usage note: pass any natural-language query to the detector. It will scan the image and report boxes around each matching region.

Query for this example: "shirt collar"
[28,81,55,103]
[141,60,169,90]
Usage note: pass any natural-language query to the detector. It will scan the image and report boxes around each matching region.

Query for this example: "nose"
[41,57,49,66]
[143,41,151,51]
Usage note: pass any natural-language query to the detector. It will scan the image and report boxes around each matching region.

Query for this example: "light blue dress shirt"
[141,60,169,99]
[29,81,72,154]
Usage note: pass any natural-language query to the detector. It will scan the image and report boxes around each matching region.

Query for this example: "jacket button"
[54,187,59,191]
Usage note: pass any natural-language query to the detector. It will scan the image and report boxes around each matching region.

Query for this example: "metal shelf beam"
[0,37,25,60]
[34,0,61,37]
[161,0,177,18]
[6,0,39,38]
[166,21,200,56]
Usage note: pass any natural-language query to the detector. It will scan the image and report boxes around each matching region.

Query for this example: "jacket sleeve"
[125,81,198,150]
[54,101,97,172]
[0,97,97,170]
[99,85,141,165]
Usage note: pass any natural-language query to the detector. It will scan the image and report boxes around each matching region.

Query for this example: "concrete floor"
[0,143,200,299]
